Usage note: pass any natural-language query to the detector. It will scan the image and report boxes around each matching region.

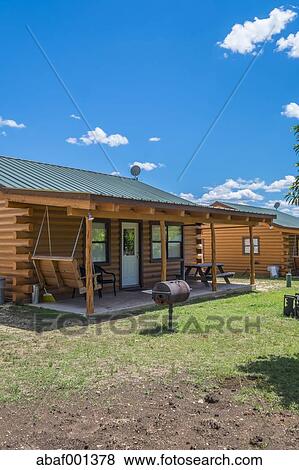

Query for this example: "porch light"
[88,212,94,221]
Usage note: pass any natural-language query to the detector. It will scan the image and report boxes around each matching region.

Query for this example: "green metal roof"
[0,155,196,206]
[214,201,299,229]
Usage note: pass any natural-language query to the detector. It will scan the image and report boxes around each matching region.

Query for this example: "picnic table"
[184,263,235,287]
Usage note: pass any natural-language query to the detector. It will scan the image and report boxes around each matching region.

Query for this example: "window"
[151,224,162,259]
[167,225,183,258]
[151,224,183,260]
[92,221,109,263]
[123,228,135,255]
[243,237,260,255]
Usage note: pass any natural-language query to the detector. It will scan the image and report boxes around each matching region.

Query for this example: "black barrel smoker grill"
[152,280,191,331]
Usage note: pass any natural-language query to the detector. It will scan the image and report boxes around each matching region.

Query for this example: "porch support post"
[85,216,94,315]
[210,222,217,291]
[160,220,167,281]
[249,225,256,287]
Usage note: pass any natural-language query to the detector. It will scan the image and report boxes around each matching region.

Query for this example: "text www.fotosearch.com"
[36,452,263,467]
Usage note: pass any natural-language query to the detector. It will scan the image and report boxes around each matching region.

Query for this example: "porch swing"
[31,207,102,299]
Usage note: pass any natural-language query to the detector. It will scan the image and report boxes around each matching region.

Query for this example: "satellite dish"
[274,202,280,210]
[130,165,141,179]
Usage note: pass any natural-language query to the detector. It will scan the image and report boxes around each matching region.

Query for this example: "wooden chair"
[32,256,102,298]
[94,264,117,297]
[32,210,103,301]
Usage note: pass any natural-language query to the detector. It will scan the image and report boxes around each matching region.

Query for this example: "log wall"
[0,199,34,302]
[202,223,289,276]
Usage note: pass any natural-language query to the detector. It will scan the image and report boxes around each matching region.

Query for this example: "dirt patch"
[0,377,298,450]
[234,278,286,292]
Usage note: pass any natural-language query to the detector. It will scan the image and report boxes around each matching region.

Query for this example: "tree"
[286,125,299,205]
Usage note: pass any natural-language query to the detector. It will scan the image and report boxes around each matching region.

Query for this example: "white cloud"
[264,199,299,216]
[178,175,296,205]
[66,126,129,147]
[201,187,263,203]
[1,131,7,137]
[65,137,78,144]
[264,175,295,192]
[180,179,264,204]
[281,102,299,118]
[70,114,81,120]
[130,161,164,172]
[0,116,26,129]
[149,137,161,142]
[218,7,296,54]
[276,31,299,57]
[110,171,121,176]
[179,192,200,203]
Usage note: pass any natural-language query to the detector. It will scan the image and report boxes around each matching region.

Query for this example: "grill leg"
[168,304,174,332]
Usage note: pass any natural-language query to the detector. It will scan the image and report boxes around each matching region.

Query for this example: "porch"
[32,279,253,316]
[30,206,262,316]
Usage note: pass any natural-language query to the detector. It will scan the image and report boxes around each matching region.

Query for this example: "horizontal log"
[0,208,33,216]
[0,239,33,246]
[0,247,15,253]
[0,254,31,262]
[13,284,34,294]
[0,269,33,277]
[0,224,33,232]
[0,217,17,225]
[0,233,16,240]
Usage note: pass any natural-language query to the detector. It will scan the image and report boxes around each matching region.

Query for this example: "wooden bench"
[32,256,102,298]
[206,271,235,284]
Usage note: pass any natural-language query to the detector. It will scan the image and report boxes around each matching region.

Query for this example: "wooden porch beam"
[160,220,167,281]
[67,207,262,226]
[85,216,94,315]
[210,223,217,292]
[133,207,155,215]
[95,203,120,212]
[249,225,256,287]
[5,194,95,210]
[67,207,197,223]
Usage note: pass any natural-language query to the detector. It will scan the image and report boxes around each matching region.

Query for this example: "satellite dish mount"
[130,165,141,180]
[274,202,280,210]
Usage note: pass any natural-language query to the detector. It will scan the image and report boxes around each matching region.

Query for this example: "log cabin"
[0,156,274,314]
[202,201,299,278]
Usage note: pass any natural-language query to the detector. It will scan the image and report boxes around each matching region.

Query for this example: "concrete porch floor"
[32,281,253,317]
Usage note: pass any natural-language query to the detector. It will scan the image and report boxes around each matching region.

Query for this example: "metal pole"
[168,304,174,332]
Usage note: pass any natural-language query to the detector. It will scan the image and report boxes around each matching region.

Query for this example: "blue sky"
[1,0,299,213]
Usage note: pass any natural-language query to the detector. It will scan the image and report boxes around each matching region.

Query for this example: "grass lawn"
[0,282,299,412]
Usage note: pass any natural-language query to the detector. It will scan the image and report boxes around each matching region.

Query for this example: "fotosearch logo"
[32,311,261,336]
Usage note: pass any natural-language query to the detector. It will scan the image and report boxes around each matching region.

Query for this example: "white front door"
[121,222,140,287]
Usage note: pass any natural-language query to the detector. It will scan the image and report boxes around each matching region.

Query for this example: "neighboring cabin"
[202,201,299,277]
